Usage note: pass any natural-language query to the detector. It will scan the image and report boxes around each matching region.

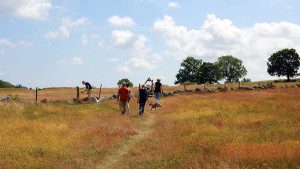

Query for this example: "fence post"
[204,83,206,91]
[76,86,80,99]
[35,87,38,103]
[98,84,102,98]
[238,82,241,89]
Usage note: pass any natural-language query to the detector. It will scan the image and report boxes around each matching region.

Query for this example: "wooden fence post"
[98,84,102,98]
[238,82,241,89]
[35,87,38,103]
[76,86,80,99]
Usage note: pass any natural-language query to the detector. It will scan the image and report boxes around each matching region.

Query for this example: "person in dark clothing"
[81,81,93,101]
[154,79,163,105]
[138,84,148,115]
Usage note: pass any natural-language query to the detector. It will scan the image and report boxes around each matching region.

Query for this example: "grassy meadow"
[0,85,299,168]
[113,88,300,169]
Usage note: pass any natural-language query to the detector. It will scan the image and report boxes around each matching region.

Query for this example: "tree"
[0,80,14,88]
[175,56,202,84]
[117,78,133,87]
[197,62,222,84]
[267,48,300,82]
[216,55,247,83]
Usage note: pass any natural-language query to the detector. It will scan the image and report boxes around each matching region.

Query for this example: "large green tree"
[197,62,222,84]
[216,55,247,82]
[117,78,133,87]
[267,48,300,82]
[175,56,202,84]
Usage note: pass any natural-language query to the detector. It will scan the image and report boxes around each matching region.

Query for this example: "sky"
[0,0,300,88]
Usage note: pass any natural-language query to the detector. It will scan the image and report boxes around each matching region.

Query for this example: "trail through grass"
[97,112,156,169]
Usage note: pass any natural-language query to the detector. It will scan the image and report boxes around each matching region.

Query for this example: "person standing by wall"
[81,81,93,101]
[118,82,129,114]
[154,79,163,105]
[138,84,148,115]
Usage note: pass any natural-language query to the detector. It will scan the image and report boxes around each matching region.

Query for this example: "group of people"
[80,79,163,115]
[118,79,163,115]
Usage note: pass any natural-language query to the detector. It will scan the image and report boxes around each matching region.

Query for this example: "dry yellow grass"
[114,88,300,169]
[0,85,299,168]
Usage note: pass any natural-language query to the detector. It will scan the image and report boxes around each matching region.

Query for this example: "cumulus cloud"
[153,14,300,81]
[107,16,136,27]
[46,17,89,40]
[70,57,83,64]
[111,30,162,73]
[168,2,180,8]
[0,0,52,20]
[111,30,135,48]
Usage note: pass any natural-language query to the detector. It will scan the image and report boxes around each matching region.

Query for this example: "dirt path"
[97,112,156,169]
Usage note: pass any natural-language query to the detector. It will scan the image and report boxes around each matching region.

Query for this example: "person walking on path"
[138,84,148,115]
[126,83,135,114]
[154,79,163,105]
[81,81,93,101]
[118,82,129,114]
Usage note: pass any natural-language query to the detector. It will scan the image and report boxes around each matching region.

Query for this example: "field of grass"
[0,87,299,168]
[114,88,300,169]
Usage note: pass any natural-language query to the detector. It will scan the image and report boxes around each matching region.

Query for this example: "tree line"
[175,48,300,84]
[0,80,26,88]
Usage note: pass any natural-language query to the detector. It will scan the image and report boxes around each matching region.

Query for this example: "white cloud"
[116,65,132,74]
[111,30,135,48]
[70,57,83,64]
[0,0,52,20]
[0,49,5,55]
[168,2,180,8]
[111,30,162,73]
[46,17,89,40]
[107,16,136,27]
[0,38,15,46]
[107,57,120,62]
[153,14,300,81]
[80,34,103,47]
[0,38,32,47]
[18,40,32,47]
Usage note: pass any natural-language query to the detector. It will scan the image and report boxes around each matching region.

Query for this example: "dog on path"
[149,103,162,111]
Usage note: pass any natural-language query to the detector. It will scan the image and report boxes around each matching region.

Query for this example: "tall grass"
[0,101,143,168]
[115,88,300,169]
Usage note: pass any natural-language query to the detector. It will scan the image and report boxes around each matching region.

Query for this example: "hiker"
[118,82,129,114]
[138,84,148,115]
[154,79,163,105]
[81,81,92,101]
[126,83,135,114]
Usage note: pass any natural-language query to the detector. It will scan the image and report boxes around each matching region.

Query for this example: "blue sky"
[0,0,300,88]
